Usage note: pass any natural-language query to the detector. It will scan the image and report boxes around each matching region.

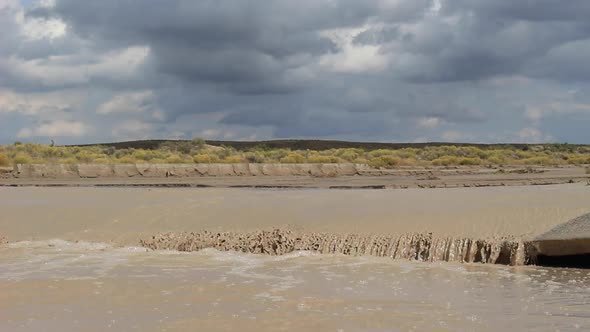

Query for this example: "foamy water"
[1,185,590,331]
[1,240,590,332]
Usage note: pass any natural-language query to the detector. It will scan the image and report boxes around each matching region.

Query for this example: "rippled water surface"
[1,240,589,332]
[1,186,590,331]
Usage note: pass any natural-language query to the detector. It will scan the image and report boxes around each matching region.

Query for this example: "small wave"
[0,240,156,281]
[141,229,534,266]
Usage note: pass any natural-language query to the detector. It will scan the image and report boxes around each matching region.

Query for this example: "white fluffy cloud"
[318,27,390,73]
[17,120,91,138]
[417,117,441,129]
[96,91,155,115]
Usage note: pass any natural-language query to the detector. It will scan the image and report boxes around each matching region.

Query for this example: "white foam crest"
[269,250,318,260]
[192,248,310,286]
[203,249,320,271]
[8,239,111,250]
[207,248,266,265]
[0,239,151,280]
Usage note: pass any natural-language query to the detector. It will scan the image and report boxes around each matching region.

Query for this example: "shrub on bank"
[369,155,401,168]
[0,153,9,166]
[336,148,361,162]
[307,155,343,163]
[431,156,458,166]
[367,149,394,159]
[486,155,505,165]
[2,142,590,167]
[193,154,220,164]
[280,152,306,163]
[222,156,245,163]
[13,153,32,164]
[165,155,187,164]
[392,148,419,159]
[244,151,265,163]
[352,158,369,164]
[458,157,483,166]
[566,155,590,165]
[521,156,556,166]
[61,157,78,164]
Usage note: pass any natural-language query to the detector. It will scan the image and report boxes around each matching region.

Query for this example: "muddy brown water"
[1,185,590,331]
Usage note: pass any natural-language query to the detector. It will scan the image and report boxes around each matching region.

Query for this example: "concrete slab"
[533,213,590,257]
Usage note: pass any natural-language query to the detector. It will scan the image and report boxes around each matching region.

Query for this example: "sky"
[1,0,590,144]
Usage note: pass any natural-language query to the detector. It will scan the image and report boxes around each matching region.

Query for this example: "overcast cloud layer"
[1,0,590,144]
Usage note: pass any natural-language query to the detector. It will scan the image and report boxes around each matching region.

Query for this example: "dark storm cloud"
[353,26,401,46]
[2,0,590,143]
[390,22,584,83]
[525,38,590,82]
[442,1,590,22]
[22,0,590,87]
[389,7,590,82]
[30,0,387,94]
[221,106,302,127]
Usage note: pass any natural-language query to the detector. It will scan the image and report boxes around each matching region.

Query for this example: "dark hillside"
[72,139,558,151]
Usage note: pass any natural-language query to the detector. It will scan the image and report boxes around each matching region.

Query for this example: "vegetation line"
[1,139,589,168]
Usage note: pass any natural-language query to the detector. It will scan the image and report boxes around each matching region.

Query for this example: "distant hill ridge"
[70,139,584,151]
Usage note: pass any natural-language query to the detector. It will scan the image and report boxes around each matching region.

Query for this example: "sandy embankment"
[9,163,366,178]
[1,163,589,189]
